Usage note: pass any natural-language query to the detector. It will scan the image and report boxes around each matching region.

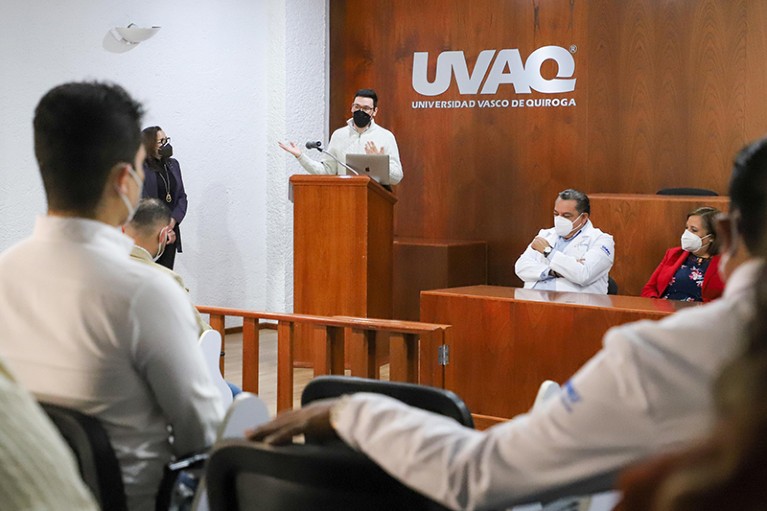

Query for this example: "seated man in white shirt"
[124,197,211,335]
[0,82,224,511]
[278,88,404,185]
[515,189,615,294]
[248,137,767,511]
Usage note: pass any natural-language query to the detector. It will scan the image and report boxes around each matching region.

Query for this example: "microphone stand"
[305,141,360,175]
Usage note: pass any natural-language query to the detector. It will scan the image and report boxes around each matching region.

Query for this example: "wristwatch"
[543,246,552,257]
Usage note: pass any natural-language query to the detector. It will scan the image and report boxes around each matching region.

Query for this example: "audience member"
[515,189,615,294]
[0,81,223,511]
[125,197,242,400]
[249,142,766,510]
[617,139,767,511]
[641,206,724,302]
[141,126,188,270]
[0,357,98,510]
[124,197,211,335]
[278,88,404,184]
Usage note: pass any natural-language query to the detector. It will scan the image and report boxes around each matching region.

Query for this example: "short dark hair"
[687,206,721,255]
[730,137,767,253]
[354,89,378,107]
[34,81,144,215]
[128,198,171,237]
[558,189,590,215]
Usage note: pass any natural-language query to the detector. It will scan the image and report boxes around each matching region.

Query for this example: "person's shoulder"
[0,236,33,264]
[148,261,186,290]
[374,123,396,138]
[330,124,350,138]
[666,247,686,257]
[649,247,686,268]
[130,253,184,284]
[585,224,614,245]
[124,256,187,300]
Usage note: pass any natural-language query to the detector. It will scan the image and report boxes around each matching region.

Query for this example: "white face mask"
[117,166,144,223]
[681,229,711,253]
[153,241,166,262]
[554,213,582,237]
[153,226,170,262]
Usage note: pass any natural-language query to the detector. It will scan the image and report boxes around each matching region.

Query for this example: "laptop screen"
[345,153,391,185]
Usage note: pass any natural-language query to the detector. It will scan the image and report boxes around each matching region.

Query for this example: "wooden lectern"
[291,175,397,365]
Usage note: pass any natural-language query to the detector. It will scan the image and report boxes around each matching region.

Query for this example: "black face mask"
[353,109,372,128]
[159,143,173,159]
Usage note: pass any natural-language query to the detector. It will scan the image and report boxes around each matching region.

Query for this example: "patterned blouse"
[661,253,711,302]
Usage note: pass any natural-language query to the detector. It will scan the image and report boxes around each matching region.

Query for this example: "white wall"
[0,0,327,313]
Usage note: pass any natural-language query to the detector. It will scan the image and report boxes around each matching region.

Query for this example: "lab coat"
[515,220,615,294]
[333,260,762,511]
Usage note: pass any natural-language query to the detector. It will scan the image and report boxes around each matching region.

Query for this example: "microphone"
[303,140,359,176]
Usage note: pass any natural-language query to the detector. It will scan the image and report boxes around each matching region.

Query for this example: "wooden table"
[421,286,699,428]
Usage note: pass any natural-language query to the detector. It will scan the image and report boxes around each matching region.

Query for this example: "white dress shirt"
[515,220,615,294]
[0,216,224,511]
[297,119,404,184]
[333,259,761,511]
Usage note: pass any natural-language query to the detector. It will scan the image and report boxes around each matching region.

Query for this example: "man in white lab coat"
[515,189,615,294]
[249,138,767,511]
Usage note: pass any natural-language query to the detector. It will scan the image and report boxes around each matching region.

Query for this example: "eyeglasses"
[351,103,375,114]
[157,137,171,145]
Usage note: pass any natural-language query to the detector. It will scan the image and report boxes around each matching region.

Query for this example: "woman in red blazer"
[641,206,724,302]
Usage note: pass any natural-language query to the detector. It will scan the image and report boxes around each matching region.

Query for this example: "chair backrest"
[217,392,270,439]
[532,380,561,412]
[191,392,271,511]
[199,329,233,408]
[656,187,718,196]
[206,439,451,511]
[607,276,619,295]
[301,375,474,428]
[40,402,128,511]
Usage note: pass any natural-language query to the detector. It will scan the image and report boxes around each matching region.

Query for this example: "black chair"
[607,276,619,295]
[41,402,128,511]
[41,402,204,511]
[206,439,452,511]
[301,375,474,428]
[656,187,718,196]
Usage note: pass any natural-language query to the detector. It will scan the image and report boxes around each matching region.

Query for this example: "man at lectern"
[278,88,403,185]
[514,189,615,294]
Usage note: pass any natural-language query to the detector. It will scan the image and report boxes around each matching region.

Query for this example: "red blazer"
[641,247,724,302]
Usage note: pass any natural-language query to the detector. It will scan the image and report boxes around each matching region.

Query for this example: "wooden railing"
[196,306,451,413]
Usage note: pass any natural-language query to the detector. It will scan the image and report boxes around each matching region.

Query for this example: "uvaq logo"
[412,46,576,96]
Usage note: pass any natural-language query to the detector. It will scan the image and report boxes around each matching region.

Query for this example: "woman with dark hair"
[141,126,188,270]
[641,206,724,302]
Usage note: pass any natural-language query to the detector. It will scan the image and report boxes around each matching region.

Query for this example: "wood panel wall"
[328,0,767,287]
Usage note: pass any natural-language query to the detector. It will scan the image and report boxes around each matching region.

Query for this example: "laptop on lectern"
[345,153,391,185]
